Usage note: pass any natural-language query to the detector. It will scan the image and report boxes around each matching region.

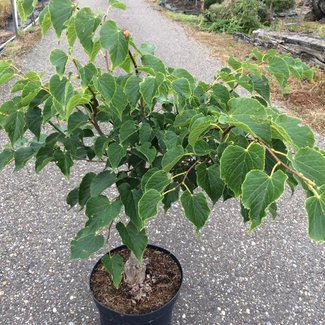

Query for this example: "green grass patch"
[165,11,202,25]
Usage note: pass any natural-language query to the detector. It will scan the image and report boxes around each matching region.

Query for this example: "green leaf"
[90,171,116,197]
[49,0,74,37]
[35,145,54,172]
[100,20,129,67]
[79,172,96,207]
[66,16,77,48]
[0,149,14,170]
[124,75,141,106]
[17,0,37,22]
[66,94,92,119]
[305,185,325,242]
[116,222,148,262]
[107,143,126,169]
[272,115,315,149]
[139,122,153,144]
[54,150,73,176]
[94,73,116,102]
[242,170,287,229]
[135,142,156,165]
[49,75,72,104]
[4,111,25,144]
[118,183,142,229]
[67,111,89,133]
[71,232,105,259]
[94,136,110,159]
[50,49,68,77]
[102,254,124,289]
[111,84,128,118]
[119,120,137,144]
[221,98,271,143]
[172,78,192,99]
[85,196,122,231]
[145,170,171,192]
[188,116,214,147]
[67,187,79,208]
[39,6,52,36]
[180,191,210,234]
[21,81,41,106]
[220,144,265,196]
[138,189,162,222]
[0,67,15,87]
[172,68,195,89]
[196,163,224,204]
[292,148,325,187]
[141,55,166,74]
[79,63,97,88]
[162,183,180,211]
[14,147,34,171]
[75,8,96,56]
[250,74,270,103]
[140,76,158,108]
[108,0,126,9]
[162,146,185,172]
[11,80,28,93]
[267,57,289,90]
[26,107,42,139]
[139,43,155,55]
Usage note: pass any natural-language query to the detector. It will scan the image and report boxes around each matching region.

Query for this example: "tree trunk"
[124,253,146,287]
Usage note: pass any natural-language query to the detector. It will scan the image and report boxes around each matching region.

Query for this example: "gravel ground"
[1,0,325,324]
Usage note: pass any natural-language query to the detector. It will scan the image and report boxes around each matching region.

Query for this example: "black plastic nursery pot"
[90,244,183,325]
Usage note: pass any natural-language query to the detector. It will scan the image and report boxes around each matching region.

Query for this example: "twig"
[259,141,315,187]
[48,121,65,135]
[162,160,203,196]
[128,50,139,75]
[221,125,235,142]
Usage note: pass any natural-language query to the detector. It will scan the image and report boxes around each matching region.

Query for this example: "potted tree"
[0,0,324,324]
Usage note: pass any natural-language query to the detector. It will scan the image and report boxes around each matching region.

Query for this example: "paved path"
[1,0,324,324]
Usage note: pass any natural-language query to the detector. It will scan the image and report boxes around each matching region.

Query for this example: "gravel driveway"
[0,0,324,324]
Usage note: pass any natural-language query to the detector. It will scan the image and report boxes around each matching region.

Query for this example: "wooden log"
[233,30,325,69]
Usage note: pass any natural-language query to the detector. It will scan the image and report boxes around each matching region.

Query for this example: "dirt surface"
[91,247,182,314]
[165,0,202,14]
[1,28,42,59]
[1,1,325,325]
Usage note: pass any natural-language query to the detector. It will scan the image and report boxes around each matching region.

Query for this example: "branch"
[221,125,235,142]
[163,160,203,196]
[259,141,315,187]
[128,50,139,75]
[48,121,65,135]
[128,50,146,118]
[90,118,105,136]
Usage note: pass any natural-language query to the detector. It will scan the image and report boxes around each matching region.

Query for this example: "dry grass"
[0,0,12,28]
[272,71,325,134]
[272,19,325,38]
[1,27,42,60]
[147,0,325,134]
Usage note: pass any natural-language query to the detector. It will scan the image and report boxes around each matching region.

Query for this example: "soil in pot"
[90,246,182,314]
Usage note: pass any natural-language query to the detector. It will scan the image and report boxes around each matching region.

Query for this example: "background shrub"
[204,0,224,10]
[265,0,295,13]
[204,0,265,33]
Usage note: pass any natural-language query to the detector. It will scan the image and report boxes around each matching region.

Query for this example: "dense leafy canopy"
[1,0,324,287]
